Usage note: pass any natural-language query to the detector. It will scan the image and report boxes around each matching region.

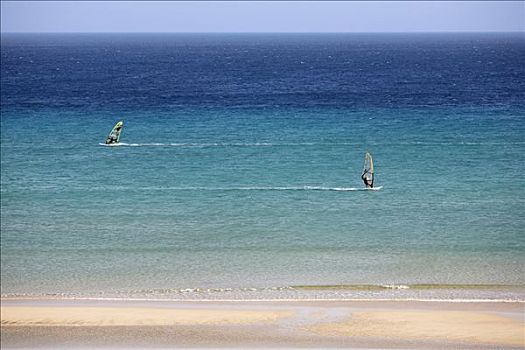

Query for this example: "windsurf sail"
[362,152,374,188]
[105,121,123,144]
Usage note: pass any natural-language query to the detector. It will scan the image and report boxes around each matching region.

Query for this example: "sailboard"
[362,152,375,188]
[104,121,123,145]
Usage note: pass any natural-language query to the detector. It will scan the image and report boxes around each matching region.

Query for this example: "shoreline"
[3,283,524,303]
[2,299,524,349]
[2,296,525,303]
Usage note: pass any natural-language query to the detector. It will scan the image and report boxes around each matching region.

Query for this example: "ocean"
[1,33,524,300]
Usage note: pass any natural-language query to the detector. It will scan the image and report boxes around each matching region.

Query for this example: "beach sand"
[1,299,524,349]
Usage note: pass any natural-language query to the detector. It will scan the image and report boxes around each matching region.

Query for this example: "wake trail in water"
[152,186,377,192]
[100,142,350,148]
[87,186,382,192]
[98,141,524,148]
[6,186,382,193]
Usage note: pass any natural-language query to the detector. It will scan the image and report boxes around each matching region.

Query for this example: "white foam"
[99,141,525,148]
[3,296,523,303]
[70,185,383,192]
[140,186,381,192]
[381,284,410,289]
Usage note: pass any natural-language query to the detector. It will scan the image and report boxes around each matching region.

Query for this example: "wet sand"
[1,299,524,349]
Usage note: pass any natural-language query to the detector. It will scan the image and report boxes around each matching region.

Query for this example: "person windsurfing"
[361,168,374,188]
[105,121,123,144]
[361,152,374,188]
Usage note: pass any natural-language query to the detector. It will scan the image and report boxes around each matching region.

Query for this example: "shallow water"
[1,33,524,299]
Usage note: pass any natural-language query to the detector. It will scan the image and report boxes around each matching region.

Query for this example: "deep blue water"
[1,33,524,298]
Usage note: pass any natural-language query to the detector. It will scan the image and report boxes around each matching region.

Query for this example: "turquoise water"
[2,107,524,298]
[1,34,524,299]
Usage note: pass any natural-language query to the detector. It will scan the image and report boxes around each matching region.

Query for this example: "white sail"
[362,152,374,188]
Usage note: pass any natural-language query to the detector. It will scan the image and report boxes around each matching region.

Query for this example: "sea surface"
[1,33,524,300]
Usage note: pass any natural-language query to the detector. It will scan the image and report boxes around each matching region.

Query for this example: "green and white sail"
[105,121,123,144]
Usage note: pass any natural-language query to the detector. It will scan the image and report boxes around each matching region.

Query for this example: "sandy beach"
[1,298,523,349]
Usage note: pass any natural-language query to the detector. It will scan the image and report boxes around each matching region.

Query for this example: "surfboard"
[99,142,124,147]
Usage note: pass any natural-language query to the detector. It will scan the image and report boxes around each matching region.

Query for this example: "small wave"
[4,296,521,303]
[3,283,523,303]
[381,284,410,290]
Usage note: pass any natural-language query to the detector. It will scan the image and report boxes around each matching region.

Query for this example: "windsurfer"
[361,169,373,188]
[105,121,123,144]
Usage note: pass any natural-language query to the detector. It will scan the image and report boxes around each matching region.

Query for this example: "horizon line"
[2,30,524,34]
